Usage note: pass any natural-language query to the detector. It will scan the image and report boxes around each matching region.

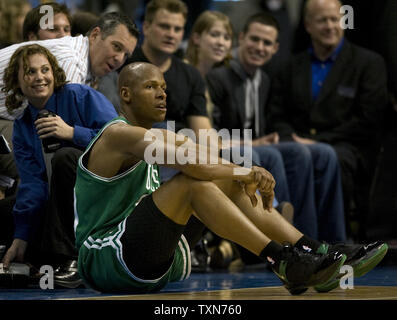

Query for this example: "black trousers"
[0,194,15,248]
[38,147,83,265]
[332,142,378,239]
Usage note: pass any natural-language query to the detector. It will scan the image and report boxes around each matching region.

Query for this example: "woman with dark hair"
[3,45,68,113]
[1,44,117,287]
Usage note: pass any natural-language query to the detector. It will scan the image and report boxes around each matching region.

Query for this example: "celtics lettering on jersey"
[74,117,162,250]
[146,164,160,192]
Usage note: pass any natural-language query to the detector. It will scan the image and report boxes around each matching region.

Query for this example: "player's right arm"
[88,122,275,209]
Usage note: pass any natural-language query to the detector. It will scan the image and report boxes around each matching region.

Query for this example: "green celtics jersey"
[74,116,161,250]
[73,117,191,293]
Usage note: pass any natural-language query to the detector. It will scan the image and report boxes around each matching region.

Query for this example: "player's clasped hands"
[241,166,275,211]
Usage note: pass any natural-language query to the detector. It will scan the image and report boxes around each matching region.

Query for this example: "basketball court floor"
[1,258,397,301]
[1,258,396,319]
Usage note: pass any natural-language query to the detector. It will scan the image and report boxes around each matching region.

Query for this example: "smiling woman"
[185,10,234,123]
[17,54,55,109]
[2,44,66,114]
[0,43,118,284]
[185,10,233,74]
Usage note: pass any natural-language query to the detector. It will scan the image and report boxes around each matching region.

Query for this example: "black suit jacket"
[206,59,270,139]
[267,40,388,153]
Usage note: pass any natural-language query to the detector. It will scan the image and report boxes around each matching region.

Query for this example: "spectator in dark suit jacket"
[267,0,389,239]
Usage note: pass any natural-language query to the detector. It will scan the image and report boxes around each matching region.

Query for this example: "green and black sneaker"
[313,241,389,293]
[269,243,346,295]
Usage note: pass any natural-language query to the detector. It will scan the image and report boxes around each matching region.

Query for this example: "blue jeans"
[253,142,346,243]
[157,143,279,208]
[153,122,279,207]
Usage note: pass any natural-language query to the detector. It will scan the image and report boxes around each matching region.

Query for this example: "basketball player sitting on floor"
[73,62,388,294]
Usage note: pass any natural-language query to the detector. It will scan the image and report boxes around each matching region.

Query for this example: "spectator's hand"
[242,166,275,211]
[292,133,316,145]
[252,132,279,146]
[2,239,28,269]
[35,115,74,141]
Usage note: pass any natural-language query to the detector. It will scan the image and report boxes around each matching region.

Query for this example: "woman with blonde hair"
[186,11,275,268]
[185,10,298,269]
[186,11,233,75]
[185,10,233,123]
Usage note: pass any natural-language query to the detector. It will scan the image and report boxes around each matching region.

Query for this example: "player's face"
[36,13,71,40]
[132,69,167,123]
[194,21,232,65]
[143,9,185,55]
[89,24,137,77]
[18,53,54,109]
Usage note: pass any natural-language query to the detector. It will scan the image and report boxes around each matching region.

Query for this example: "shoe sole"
[284,254,347,295]
[315,243,389,293]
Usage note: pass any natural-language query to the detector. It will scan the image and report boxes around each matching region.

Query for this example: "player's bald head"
[118,62,162,92]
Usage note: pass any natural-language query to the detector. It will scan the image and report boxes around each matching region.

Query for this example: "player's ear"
[120,87,131,103]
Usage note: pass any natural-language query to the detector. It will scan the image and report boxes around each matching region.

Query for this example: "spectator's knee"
[254,146,283,167]
[315,143,339,171]
[281,142,312,169]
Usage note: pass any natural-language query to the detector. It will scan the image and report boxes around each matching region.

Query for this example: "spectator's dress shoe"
[54,260,84,289]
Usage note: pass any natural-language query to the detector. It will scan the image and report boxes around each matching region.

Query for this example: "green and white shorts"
[77,217,191,293]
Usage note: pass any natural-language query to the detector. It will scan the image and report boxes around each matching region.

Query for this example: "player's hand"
[243,166,275,210]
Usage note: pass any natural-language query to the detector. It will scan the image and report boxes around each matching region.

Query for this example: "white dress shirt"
[244,69,262,140]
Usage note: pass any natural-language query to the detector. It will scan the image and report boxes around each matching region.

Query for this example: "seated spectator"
[69,10,121,113]
[73,61,388,295]
[0,13,139,271]
[23,2,72,41]
[206,11,346,243]
[184,10,233,122]
[0,1,73,247]
[0,44,118,287]
[184,9,295,267]
[267,0,389,240]
[185,10,293,219]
